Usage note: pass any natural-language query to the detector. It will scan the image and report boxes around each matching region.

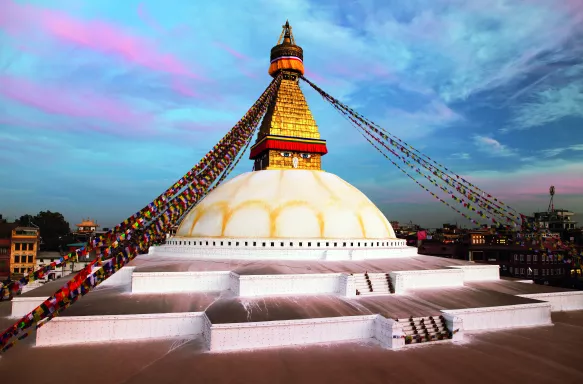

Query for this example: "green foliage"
[17,211,71,251]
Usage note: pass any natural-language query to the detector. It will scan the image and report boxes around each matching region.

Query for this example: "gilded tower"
[250,21,328,171]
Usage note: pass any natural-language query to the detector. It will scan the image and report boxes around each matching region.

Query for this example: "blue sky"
[0,0,582,229]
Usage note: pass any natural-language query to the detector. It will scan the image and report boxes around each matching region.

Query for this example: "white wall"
[441,302,551,331]
[518,291,583,312]
[389,269,465,294]
[36,312,206,346]
[208,315,378,352]
[237,273,348,297]
[100,266,135,287]
[448,265,499,281]
[131,271,231,293]
[11,297,46,318]
[151,236,416,261]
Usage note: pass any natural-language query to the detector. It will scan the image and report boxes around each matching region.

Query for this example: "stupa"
[2,22,583,383]
[155,21,411,262]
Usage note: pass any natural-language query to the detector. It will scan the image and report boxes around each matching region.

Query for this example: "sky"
[0,0,582,229]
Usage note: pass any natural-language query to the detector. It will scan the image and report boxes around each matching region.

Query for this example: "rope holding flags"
[299,75,581,261]
[1,73,283,300]
[0,73,283,354]
[300,76,521,226]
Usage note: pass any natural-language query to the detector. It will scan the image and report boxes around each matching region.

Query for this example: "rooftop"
[1,298,581,384]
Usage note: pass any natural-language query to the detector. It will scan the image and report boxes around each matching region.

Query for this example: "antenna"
[548,186,555,212]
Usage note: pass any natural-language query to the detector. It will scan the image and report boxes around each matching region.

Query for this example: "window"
[334,242,337,247]
[28,243,34,251]
[236,242,239,246]
[280,242,284,247]
[271,242,274,247]
[533,254,537,262]
[514,254,518,262]
[245,242,248,246]
[262,242,266,247]
[28,256,33,263]
[308,242,311,247]
[520,268,525,275]
[290,242,293,246]
[351,243,353,246]
[228,242,232,246]
[326,242,329,246]
[14,255,20,263]
[527,254,531,263]
[343,242,346,247]
[509,266,513,273]
[317,242,320,247]
[520,254,524,262]
[534,269,538,276]
[220,241,223,246]
[299,242,303,246]
[15,243,21,251]
[253,242,256,246]
[213,242,216,246]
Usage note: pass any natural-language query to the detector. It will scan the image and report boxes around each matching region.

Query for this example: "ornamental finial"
[269,21,303,77]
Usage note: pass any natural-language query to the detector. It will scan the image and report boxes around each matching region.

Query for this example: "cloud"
[463,159,583,200]
[540,144,583,158]
[0,75,153,127]
[473,135,517,157]
[450,153,471,160]
[0,0,201,79]
[505,82,583,131]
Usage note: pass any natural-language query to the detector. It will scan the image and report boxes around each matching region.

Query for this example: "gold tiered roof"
[257,75,320,140]
[250,22,327,171]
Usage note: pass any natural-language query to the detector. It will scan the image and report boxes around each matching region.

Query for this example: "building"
[36,251,97,281]
[9,226,40,276]
[2,21,583,383]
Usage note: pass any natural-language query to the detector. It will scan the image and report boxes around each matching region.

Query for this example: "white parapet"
[11,296,47,318]
[208,315,378,352]
[100,266,136,287]
[448,265,499,281]
[441,302,552,332]
[375,316,406,349]
[150,237,417,261]
[36,312,206,347]
[441,313,464,342]
[237,273,349,297]
[518,291,583,312]
[389,269,465,294]
[131,271,232,293]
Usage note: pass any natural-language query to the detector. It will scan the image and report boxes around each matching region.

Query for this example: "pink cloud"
[0,75,153,126]
[0,0,201,79]
[462,163,583,202]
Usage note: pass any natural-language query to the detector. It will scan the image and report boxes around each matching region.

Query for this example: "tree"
[18,211,71,251]
[16,214,35,227]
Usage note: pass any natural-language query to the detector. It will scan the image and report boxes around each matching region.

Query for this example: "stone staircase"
[397,316,451,344]
[353,272,394,295]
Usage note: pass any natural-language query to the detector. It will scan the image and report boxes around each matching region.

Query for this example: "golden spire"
[250,21,327,171]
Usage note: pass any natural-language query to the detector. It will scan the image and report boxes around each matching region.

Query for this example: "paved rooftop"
[130,254,475,275]
[1,310,582,384]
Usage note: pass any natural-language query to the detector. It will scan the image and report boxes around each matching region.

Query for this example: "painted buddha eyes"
[280,152,311,159]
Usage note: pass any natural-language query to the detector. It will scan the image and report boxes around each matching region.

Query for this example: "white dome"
[176,170,396,239]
